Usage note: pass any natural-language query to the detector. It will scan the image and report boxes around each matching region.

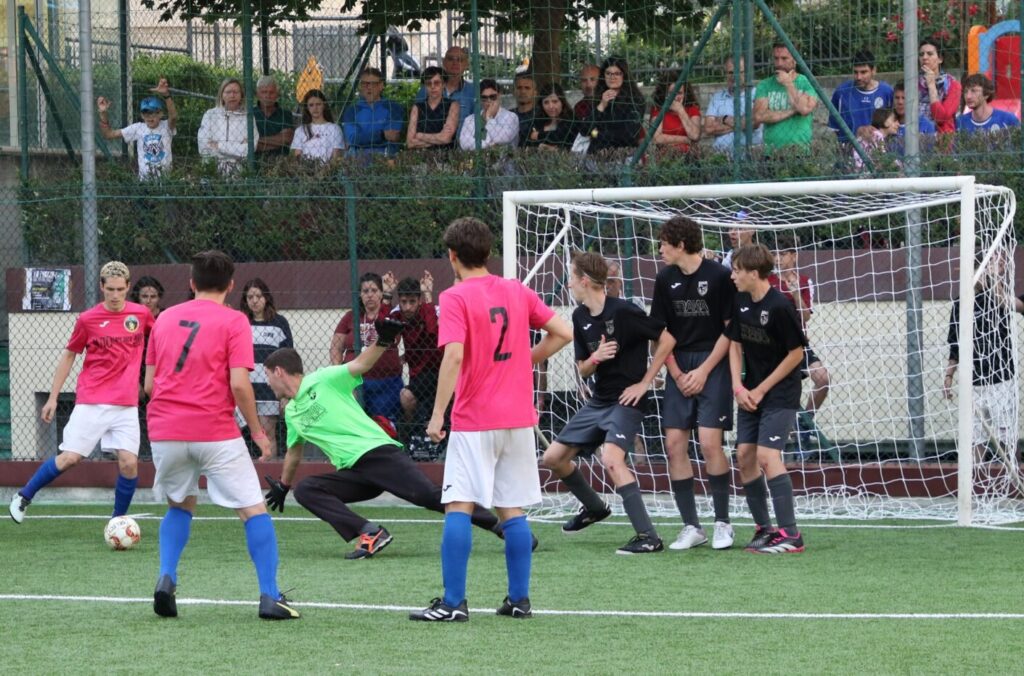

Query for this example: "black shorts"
[662,351,733,431]
[735,408,797,450]
[556,399,644,455]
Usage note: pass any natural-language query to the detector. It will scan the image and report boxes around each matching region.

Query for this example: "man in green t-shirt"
[262,328,514,560]
[753,43,818,151]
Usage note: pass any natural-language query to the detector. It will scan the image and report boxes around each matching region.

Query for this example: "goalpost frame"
[502,175,1003,527]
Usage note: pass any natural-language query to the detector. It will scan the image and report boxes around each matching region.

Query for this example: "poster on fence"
[22,268,72,311]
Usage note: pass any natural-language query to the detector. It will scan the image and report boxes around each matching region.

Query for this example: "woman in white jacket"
[198,78,259,174]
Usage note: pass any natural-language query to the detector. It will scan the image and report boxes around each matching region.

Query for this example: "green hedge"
[19,130,1024,266]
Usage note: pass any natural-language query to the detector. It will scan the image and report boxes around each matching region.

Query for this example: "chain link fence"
[0,0,1022,465]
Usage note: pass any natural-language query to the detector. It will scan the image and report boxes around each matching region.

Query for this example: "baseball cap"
[139,97,163,113]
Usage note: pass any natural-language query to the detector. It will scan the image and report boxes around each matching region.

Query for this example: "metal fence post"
[80,0,99,306]
[17,7,30,180]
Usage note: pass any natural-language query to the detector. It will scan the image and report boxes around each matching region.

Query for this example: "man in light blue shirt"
[416,46,476,134]
[704,57,763,154]
[342,67,405,156]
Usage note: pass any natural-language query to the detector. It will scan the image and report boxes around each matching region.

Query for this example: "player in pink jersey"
[145,250,298,621]
[410,217,572,623]
[9,262,152,525]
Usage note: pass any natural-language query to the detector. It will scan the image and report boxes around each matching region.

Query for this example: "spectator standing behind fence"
[390,274,443,438]
[331,272,404,423]
[343,68,405,157]
[828,50,893,143]
[291,89,345,163]
[574,64,601,120]
[754,43,817,152]
[704,57,763,154]
[459,79,519,150]
[241,278,293,458]
[524,83,577,150]
[957,74,1021,135]
[583,57,646,154]
[512,73,539,147]
[416,46,476,134]
[650,73,701,155]
[98,78,176,179]
[853,107,900,170]
[253,75,295,161]
[918,39,960,134]
[198,78,259,174]
[407,67,460,151]
[130,275,164,457]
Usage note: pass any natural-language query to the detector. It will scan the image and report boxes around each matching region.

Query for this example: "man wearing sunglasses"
[458,79,518,150]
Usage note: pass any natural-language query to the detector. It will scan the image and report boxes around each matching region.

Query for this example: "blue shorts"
[362,375,404,422]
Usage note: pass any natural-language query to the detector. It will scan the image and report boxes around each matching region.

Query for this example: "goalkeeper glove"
[264,475,290,513]
[374,317,406,348]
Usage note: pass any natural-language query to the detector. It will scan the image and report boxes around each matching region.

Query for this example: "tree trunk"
[530,0,566,86]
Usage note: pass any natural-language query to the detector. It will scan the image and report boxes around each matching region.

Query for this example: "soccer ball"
[104,516,141,550]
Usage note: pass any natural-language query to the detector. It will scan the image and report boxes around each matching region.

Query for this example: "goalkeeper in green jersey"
[262,318,516,560]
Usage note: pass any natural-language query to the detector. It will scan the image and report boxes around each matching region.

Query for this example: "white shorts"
[973,380,1018,448]
[151,437,263,509]
[442,427,541,509]
[60,404,140,456]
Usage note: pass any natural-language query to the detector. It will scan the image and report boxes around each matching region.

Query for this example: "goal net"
[503,177,1022,525]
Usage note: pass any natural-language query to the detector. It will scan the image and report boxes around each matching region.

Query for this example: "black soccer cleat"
[409,597,469,622]
[495,596,532,619]
[493,524,540,552]
[744,525,778,552]
[561,505,612,534]
[615,533,665,555]
[754,529,805,554]
[259,593,301,620]
[153,575,177,618]
[345,526,393,560]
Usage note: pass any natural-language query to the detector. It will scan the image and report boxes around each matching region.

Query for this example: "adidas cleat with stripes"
[754,529,805,554]
[409,597,469,622]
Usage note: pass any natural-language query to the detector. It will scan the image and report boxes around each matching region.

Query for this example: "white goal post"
[503,176,1021,526]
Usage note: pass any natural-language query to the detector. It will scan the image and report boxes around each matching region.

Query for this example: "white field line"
[22,514,1024,530]
[0,593,1021,620]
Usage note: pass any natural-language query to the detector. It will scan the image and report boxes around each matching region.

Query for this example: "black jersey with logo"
[650,259,735,353]
[725,287,807,409]
[572,297,665,405]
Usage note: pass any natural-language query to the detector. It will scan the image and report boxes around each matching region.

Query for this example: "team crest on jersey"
[759,310,769,326]
[309,390,317,401]
[605,320,615,336]
[123,315,140,333]
[697,280,708,296]
[874,97,884,109]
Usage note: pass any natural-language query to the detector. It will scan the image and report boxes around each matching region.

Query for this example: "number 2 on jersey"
[489,307,511,362]
[175,320,200,372]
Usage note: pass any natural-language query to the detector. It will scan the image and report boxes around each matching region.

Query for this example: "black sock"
[743,476,772,528]
[767,474,798,533]
[562,467,607,513]
[708,472,731,524]
[670,478,700,528]
[616,482,656,538]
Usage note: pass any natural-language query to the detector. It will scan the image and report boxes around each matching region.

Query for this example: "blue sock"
[501,516,532,603]
[158,507,193,585]
[20,457,62,500]
[112,474,139,517]
[244,513,280,599]
[441,511,472,607]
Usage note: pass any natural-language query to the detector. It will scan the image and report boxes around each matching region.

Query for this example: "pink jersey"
[66,302,153,406]
[437,275,554,431]
[146,299,254,441]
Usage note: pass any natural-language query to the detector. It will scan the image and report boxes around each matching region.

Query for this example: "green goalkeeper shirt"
[283,365,400,469]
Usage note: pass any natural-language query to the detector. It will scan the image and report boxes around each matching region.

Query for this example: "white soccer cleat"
[9,492,30,524]
[712,521,735,550]
[668,524,707,550]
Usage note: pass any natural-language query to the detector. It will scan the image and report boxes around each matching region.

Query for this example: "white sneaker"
[712,521,734,550]
[9,492,30,524]
[668,524,707,550]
